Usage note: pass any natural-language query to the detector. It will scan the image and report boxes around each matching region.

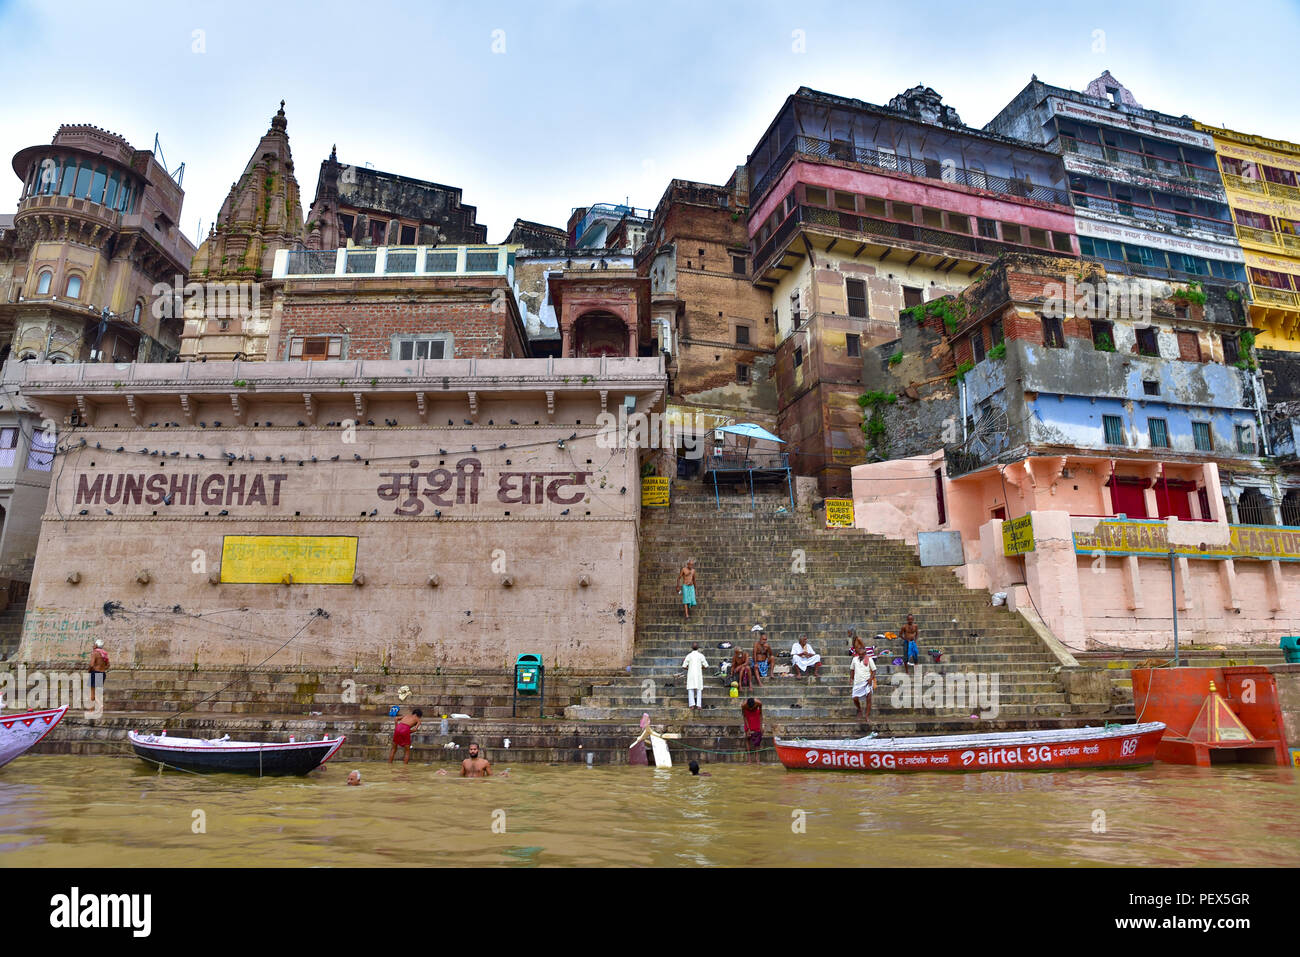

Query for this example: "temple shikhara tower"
[179,102,306,360]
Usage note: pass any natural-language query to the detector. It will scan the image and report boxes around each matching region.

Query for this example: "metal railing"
[1250,284,1300,309]
[1222,172,1300,205]
[1071,191,1235,236]
[1056,135,1222,186]
[748,134,1070,209]
[705,451,789,472]
[1083,255,1245,292]
[1233,224,1300,253]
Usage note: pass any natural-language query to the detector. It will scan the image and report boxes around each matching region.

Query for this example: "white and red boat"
[775,722,1166,772]
[0,706,68,769]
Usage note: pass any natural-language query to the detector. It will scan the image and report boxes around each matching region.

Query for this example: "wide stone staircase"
[570,481,1116,731]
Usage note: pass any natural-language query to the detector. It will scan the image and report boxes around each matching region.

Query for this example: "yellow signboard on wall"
[825,498,855,528]
[1073,521,1300,562]
[641,477,671,508]
[220,536,359,584]
[1002,515,1035,556]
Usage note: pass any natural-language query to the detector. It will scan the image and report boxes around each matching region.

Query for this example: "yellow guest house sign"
[641,476,671,508]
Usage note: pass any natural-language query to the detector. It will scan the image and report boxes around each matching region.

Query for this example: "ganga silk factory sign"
[1002,515,1035,557]
[220,536,359,584]
[1074,520,1300,562]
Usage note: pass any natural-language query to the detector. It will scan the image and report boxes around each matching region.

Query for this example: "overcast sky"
[2,0,1297,247]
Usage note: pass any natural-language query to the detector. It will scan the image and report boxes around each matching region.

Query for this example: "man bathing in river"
[388,708,422,764]
[676,559,698,620]
[461,743,492,777]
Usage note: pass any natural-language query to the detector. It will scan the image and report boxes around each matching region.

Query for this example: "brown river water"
[1,756,1297,867]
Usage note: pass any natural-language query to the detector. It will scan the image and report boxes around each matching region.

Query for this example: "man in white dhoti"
[851,647,877,722]
[682,642,709,710]
[791,636,823,678]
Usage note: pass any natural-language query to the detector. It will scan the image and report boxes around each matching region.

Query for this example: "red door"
[1109,481,1149,518]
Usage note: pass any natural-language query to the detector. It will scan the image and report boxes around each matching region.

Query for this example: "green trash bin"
[513,654,544,718]
[515,654,542,693]
[1282,636,1300,665]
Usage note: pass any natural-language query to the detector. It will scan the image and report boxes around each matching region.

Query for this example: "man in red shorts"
[740,697,764,763]
[388,708,422,764]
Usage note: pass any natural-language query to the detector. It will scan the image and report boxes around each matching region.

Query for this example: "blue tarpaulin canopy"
[711,423,784,443]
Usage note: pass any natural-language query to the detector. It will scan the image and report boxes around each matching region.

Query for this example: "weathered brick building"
[306,148,487,250]
[270,245,528,361]
[638,175,778,467]
[745,85,1077,492]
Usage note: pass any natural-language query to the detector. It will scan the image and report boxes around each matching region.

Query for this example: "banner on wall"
[1073,520,1300,562]
[220,535,359,584]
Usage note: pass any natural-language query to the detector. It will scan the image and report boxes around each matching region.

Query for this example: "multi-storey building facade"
[1194,122,1300,355]
[745,85,1078,492]
[0,125,195,614]
[852,254,1297,650]
[566,203,652,255]
[987,72,1246,290]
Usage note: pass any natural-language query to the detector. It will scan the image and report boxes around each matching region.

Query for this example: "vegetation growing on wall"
[857,390,897,457]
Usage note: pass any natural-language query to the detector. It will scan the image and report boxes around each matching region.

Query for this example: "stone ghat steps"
[612,486,1092,727]
[13,666,617,720]
[35,710,1129,765]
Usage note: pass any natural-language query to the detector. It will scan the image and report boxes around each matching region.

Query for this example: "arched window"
[66,275,82,299]
[1282,489,1300,528]
[36,271,52,295]
[1238,488,1275,526]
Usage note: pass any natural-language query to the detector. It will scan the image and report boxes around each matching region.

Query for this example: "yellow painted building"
[1197,122,1300,350]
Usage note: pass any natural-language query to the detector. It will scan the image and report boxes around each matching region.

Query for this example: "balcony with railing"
[748,134,1070,210]
[1055,134,1223,188]
[1234,224,1300,254]
[1082,254,1243,290]
[1222,172,1300,205]
[1071,190,1236,238]
[1250,283,1300,310]
[752,203,1069,278]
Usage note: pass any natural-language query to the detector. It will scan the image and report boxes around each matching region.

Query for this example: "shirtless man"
[752,628,774,682]
[901,614,920,667]
[388,707,422,764]
[460,742,492,777]
[676,559,698,620]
